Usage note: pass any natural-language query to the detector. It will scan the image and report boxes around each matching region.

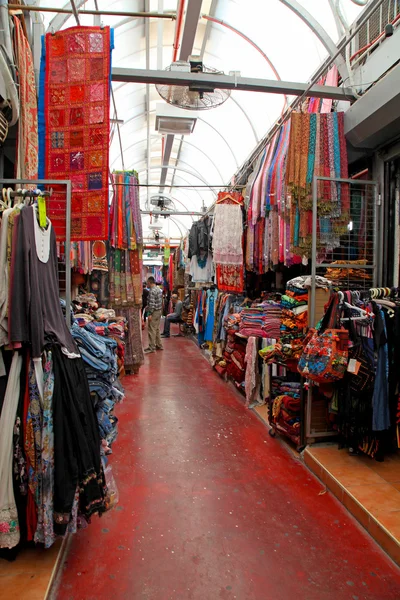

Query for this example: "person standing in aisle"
[144,276,163,353]
[161,294,183,338]
[142,282,149,329]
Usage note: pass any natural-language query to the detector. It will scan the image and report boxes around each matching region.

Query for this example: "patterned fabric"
[25,361,43,508]
[216,264,244,292]
[39,26,113,240]
[13,17,38,180]
[212,199,244,265]
[117,307,144,369]
[34,351,55,548]
[244,336,258,407]
[0,353,23,549]
[146,285,163,314]
[110,171,142,249]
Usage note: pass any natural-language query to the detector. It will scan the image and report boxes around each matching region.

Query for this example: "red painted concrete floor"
[56,335,400,600]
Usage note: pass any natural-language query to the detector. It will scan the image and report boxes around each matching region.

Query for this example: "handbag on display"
[298,293,349,383]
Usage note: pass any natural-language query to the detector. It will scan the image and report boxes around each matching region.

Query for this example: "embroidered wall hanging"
[39,26,113,240]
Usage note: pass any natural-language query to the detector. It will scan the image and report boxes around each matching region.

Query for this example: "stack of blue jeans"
[71,322,124,452]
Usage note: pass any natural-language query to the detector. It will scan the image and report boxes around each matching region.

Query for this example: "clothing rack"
[0,178,72,327]
[4,188,52,199]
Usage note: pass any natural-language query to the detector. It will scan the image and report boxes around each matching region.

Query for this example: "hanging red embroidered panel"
[43,26,111,240]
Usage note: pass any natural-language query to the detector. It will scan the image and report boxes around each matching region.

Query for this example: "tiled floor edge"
[304,448,400,567]
[45,534,72,600]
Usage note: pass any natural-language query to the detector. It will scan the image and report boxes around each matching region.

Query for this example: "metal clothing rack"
[305,175,379,442]
[0,178,72,327]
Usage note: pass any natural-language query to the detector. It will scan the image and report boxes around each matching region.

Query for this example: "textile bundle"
[239,302,281,339]
[271,379,302,442]
[39,26,113,240]
[258,280,308,365]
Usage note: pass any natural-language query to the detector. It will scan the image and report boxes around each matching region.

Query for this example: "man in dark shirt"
[161,294,183,338]
[142,283,149,322]
[144,277,163,353]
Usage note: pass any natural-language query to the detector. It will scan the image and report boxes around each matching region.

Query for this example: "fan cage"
[156,64,231,111]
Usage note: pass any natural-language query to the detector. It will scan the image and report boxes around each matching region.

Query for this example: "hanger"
[216,192,242,205]
[340,302,372,321]
[0,189,7,211]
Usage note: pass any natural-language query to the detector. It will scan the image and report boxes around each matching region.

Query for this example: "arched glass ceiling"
[37,0,366,239]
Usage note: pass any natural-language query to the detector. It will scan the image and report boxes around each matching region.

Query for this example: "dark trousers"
[163,315,181,336]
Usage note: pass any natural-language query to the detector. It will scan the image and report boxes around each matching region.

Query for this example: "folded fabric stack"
[239,302,281,338]
[71,322,124,455]
[324,260,371,282]
[87,315,127,375]
[214,332,247,384]
[271,379,302,442]
[279,282,308,360]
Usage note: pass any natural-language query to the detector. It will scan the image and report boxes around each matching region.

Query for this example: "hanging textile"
[164,240,171,266]
[109,171,142,249]
[109,172,144,371]
[13,16,38,181]
[213,192,244,292]
[39,26,113,240]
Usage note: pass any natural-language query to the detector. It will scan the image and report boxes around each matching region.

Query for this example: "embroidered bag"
[298,293,349,383]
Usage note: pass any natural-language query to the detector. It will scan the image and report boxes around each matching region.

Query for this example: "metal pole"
[6,4,176,19]
[70,0,81,25]
[141,210,204,215]
[310,176,318,329]
[65,181,72,328]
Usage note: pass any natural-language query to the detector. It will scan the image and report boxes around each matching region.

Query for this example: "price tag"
[347,358,361,375]
[37,196,47,228]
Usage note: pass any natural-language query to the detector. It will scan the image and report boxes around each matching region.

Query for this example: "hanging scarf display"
[13,16,38,181]
[109,171,142,249]
[109,171,144,371]
[245,99,349,272]
[39,26,113,240]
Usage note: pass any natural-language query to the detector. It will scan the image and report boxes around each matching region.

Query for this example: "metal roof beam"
[179,0,203,61]
[111,68,356,101]
[277,0,348,80]
[160,0,204,198]
[159,134,174,192]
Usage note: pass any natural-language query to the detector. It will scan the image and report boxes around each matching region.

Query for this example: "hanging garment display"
[212,192,244,292]
[190,253,214,283]
[204,288,218,342]
[39,26,113,240]
[0,202,106,550]
[13,16,38,181]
